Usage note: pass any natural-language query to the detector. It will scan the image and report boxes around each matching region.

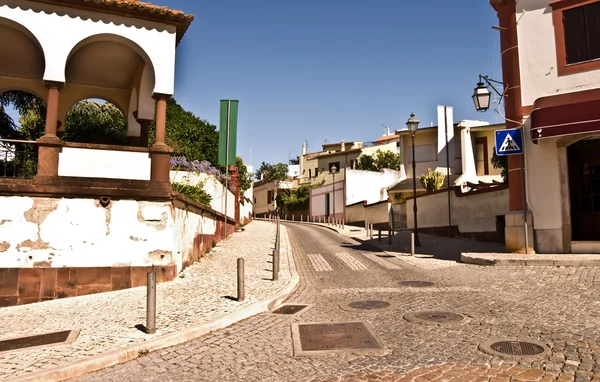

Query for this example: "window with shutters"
[552,0,600,75]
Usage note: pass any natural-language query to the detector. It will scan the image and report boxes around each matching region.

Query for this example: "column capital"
[44,81,64,90]
[152,93,172,101]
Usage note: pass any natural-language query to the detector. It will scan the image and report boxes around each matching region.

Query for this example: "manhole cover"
[291,321,385,356]
[399,280,434,287]
[479,339,549,360]
[347,300,390,310]
[414,311,464,323]
[0,330,79,353]
[403,311,466,326]
[272,304,309,315]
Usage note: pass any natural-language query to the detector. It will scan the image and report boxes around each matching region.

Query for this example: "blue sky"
[166,0,503,169]
[6,1,503,170]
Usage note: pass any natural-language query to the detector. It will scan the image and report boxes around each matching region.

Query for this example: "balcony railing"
[0,139,38,179]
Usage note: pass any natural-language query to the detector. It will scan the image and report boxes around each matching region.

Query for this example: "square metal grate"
[291,321,385,356]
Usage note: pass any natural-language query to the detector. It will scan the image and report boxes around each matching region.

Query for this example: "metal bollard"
[301,215,303,222]
[378,229,381,242]
[146,271,156,334]
[272,248,279,281]
[292,215,295,221]
[342,219,345,230]
[411,232,415,256]
[388,229,392,245]
[370,224,374,240]
[237,258,245,302]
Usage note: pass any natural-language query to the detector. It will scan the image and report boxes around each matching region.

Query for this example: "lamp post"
[406,113,421,246]
[331,164,337,224]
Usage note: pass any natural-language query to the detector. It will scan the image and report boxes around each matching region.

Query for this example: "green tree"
[491,147,509,183]
[374,149,401,170]
[289,156,300,165]
[0,91,46,141]
[149,98,219,164]
[235,156,252,194]
[62,100,128,145]
[356,154,377,171]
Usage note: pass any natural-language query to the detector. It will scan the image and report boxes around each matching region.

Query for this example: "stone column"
[35,82,63,182]
[137,119,152,147]
[229,164,241,226]
[149,94,172,188]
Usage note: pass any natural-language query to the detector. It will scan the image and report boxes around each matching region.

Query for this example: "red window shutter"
[564,6,590,64]
[585,2,600,61]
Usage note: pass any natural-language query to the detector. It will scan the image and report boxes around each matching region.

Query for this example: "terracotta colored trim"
[475,137,490,175]
[533,87,600,109]
[551,0,600,76]
[62,142,150,153]
[521,105,534,116]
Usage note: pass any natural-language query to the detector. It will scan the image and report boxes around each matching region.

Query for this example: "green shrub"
[419,168,445,192]
[172,182,212,206]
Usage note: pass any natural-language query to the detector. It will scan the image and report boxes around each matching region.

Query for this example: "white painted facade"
[310,181,344,219]
[345,169,404,206]
[0,196,223,272]
[170,170,235,220]
[59,147,151,180]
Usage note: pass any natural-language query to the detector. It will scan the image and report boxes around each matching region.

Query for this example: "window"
[308,169,312,178]
[475,137,489,176]
[267,190,274,202]
[315,168,319,177]
[552,0,600,75]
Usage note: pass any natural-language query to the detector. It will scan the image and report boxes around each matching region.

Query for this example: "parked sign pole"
[520,151,529,254]
[444,106,452,237]
[223,100,230,241]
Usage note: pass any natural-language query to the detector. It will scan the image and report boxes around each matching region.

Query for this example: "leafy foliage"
[491,147,508,183]
[254,162,289,183]
[150,98,219,164]
[63,100,128,145]
[289,156,300,165]
[171,182,212,205]
[419,168,445,192]
[356,154,377,171]
[235,156,252,194]
[0,91,46,140]
[279,183,315,212]
[356,150,402,171]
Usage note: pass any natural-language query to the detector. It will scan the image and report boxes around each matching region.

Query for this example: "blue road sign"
[495,128,523,156]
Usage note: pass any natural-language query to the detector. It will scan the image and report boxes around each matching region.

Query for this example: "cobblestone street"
[73,223,600,382]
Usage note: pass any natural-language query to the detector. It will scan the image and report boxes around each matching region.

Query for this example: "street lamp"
[331,164,337,224]
[406,113,421,246]
[472,74,505,112]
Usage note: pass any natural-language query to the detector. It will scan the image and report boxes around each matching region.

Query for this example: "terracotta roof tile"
[30,0,195,44]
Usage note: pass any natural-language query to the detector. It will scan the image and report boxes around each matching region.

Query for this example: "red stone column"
[35,82,63,182]
[149,94,173,188]
[492,0,525,211]
[229,164,241,226]
[137,119,152,147]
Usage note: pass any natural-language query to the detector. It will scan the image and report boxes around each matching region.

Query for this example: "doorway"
[568,139,600,241]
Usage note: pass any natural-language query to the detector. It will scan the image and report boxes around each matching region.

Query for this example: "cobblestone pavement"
[74,223,600,382]
[0,221,291,380]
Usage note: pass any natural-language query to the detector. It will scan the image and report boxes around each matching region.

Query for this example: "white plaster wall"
[58,147,151,180]
[310,182,344,217]
[170,171,235,219]
[345,169,404,206]
[360,140,399,156]
[0,0,177,94]
[517,0,600,106]
[0,197,176,268]
[365,202,390,226]
[523,119,563,230]
[406,188,508,233]
[346,203,366,223]
[171,205,216,269]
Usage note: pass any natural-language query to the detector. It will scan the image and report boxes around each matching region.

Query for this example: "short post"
[237,258,245,302]
[410,232,415,256]
[146,271,156,334]
[342,219,345,230]
[272,248,279,281]
[370,224,374,240]
[388,229,392,245]
[292,215,295,221]
[301,215,303,222]
[285,214,287,221]
[378,229,381,242]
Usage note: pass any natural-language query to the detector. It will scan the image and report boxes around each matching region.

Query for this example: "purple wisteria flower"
[170,156,229,181]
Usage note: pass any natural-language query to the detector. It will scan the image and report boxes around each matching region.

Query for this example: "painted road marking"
[335,252,369,270]
[362,253,403,270]
[307,254,333,272]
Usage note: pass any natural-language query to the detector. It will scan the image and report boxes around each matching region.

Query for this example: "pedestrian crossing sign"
[495,128,523,156]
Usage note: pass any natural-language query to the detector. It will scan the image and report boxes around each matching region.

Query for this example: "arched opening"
[63,34,156,146]
[0,90,46,178]
[0,17,45,80]
[62,98,128,145]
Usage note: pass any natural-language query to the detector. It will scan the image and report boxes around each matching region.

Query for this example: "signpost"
[494,128,529,254]
[219,100,239,240]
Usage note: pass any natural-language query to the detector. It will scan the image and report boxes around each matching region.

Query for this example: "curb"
[461,253,600,267]
[9,227,300,382]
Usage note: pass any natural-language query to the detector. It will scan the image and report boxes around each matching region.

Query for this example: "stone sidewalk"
[0,220,297,381]
[284,220,600,267]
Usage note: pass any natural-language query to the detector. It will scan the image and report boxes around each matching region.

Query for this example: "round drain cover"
[403,311,467,326]
[479,339,549,359]
[348,300,391,310]
[413,311,464,323]
[491,341,545,356]
[399,280,434,287]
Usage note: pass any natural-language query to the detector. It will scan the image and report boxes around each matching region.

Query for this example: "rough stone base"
[505,211,535,253]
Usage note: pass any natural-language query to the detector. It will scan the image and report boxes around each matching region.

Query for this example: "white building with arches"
[0,1,239,307]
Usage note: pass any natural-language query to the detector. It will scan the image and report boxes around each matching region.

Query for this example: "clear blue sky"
[166,0,503,169]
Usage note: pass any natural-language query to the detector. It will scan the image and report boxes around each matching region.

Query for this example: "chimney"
[302,141,307,156]
[341,140,346,151]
